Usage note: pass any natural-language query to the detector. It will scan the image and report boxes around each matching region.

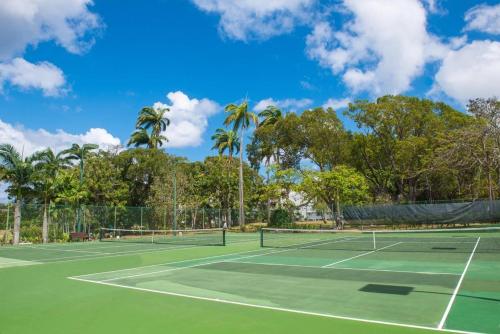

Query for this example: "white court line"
[67,276,479,334]
[438,237,481,329]
[75,248,270,278]
[23,246,110,255]
[10,237,257,264]
[100,247,303,282]
[322,242,403,268]
[227,260,461,276]
[89,237,368,283]
[23,244,201,263]
[0,241,157,252]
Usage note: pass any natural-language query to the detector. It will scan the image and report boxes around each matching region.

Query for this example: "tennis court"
[0,229,254,266]
[68,227,500,334]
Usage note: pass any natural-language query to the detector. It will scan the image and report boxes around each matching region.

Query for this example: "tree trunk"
[239,128,245,229]
[487,169,494,201]
[13,200,21,245]
[266,166,271,223]
[42,200,49,244]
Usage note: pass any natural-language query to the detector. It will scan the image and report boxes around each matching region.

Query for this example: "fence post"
[140,207,143,229]
[3,204,10,244]
[202,208,205,229]
[163,207,167,230]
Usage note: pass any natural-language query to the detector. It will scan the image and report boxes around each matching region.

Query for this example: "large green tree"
[224,101,258,228]
[346,95,470,202]
[0,144,35,244]
[300,166,369,228]
[301,107,350,171]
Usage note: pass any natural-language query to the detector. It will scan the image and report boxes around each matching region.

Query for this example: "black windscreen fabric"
[342,200,500,225]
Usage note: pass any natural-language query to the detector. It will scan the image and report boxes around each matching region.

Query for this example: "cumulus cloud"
[253,97,313,112]
[0,0,102,96]
[306,0,448,95]
[153,91,220,148]
[464,4,500,35]
[433,41,500,105]
[191,0,315,41]
[322,98,351,110]
[0,0,102,61]
[0,118,120,156]
[0,58,66,96]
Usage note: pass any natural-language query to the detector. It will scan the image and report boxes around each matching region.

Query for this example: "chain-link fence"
[0,204,268,244]
[2,199,499,244]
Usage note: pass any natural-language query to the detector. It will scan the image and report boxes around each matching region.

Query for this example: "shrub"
[20,225,42,243]
[269,208,292,227]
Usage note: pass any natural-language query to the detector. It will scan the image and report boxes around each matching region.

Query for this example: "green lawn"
[0,234,498,334]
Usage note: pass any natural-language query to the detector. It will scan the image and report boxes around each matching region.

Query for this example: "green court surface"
[0,231,499,334]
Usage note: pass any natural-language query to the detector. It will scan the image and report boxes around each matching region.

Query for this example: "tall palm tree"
[224,101,258,228]
[211,128,240,226]
[258,105,283,223]
[128,106,170,149]
[0,144,35,245]
[32,149,70,243]
[61,143,98,231]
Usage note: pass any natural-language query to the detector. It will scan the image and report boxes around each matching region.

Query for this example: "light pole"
[172,162,177,231]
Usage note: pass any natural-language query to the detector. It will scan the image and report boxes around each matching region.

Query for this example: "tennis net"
[100,228,226,246]
[260,227,500,253]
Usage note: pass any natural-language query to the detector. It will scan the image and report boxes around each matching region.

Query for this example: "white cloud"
[254,97,313,112]
[0,58,66,96]
[433,40,500,105]
[191,0,315,41]
[0,118,120,156]
[323,98,350,110]
[153,91,220,148]
[306,0,448,95]
[0,0,102,61]
[0,0,101,96]
[464,4,500,35]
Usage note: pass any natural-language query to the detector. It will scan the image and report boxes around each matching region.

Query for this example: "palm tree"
[211,128,240,160]
[128,128,155,148]
[128,106,170,149]
[259,105,282,128]
[0,144,35,245]
[32,149,70,243]
[211,128,240,226]
[61,143,98,231]
[258,105,283,223]
[224,101,258,228]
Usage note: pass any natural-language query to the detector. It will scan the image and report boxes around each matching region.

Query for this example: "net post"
[222,229,226,246]
[151,230,154,244]
[372,231,376,250]
[260,229,264,247]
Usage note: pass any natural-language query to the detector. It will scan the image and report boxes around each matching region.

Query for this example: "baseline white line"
[438,237,481,330]
[23,246,110,255]
[67,276,479,334]
[41,237,259,264]
[322,242,403,268]
[227,260,461,276]
[27,244,202,263]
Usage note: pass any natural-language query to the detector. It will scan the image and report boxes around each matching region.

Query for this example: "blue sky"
[0,0,499,162]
